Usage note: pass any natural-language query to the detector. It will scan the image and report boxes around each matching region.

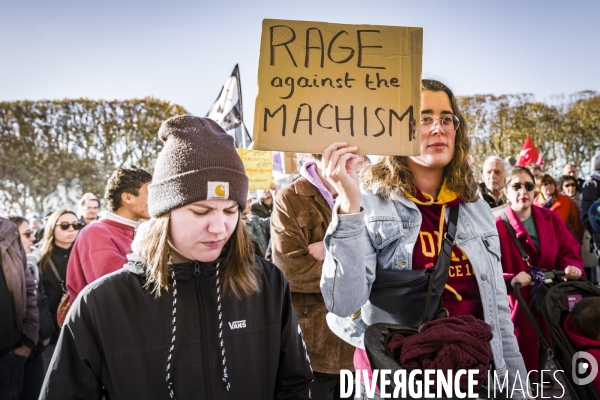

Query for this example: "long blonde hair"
[361,79,478,202]
[142,212,260,299]
[39,209,78,270]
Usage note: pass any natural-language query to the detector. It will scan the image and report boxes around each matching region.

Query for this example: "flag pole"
[235,65,243,122]
[241,121,247,149]
[234,64,248,149]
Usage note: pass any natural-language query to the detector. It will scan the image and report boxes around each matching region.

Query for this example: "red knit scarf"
[387,315,493,389]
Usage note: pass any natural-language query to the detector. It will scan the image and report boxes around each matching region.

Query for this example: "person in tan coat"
[271,154,355,400]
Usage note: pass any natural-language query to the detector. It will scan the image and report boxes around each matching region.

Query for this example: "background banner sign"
[236,149,273,190]
[253,19,423,156]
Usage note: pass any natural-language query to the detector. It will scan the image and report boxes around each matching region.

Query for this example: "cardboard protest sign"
[252,19,422,156]
[236,149,273,190]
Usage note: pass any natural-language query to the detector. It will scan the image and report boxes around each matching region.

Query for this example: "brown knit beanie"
[148,115,248,217]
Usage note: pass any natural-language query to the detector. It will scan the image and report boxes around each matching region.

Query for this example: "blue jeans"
[0,350,28,400]
[20,354,44,400]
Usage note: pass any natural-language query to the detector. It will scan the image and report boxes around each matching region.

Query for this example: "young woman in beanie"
[40,116,313,400]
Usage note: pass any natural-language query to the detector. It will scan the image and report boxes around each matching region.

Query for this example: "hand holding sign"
[322,142,361,214]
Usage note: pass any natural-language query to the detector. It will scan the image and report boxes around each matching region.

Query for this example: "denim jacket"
[320,188,529,394]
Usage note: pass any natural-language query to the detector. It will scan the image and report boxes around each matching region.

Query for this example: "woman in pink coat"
[495,166,584,373]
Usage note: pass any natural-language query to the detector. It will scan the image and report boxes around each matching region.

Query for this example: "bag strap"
[500,212,532,269]
[47,259,67,294]
[422,204,460,326]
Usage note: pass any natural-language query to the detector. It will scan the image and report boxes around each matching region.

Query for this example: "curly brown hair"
[360,79,477,202]
[104,167,152,212]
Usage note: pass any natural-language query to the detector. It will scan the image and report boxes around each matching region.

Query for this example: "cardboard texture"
[253,19,423,156]
[236,149,273,190]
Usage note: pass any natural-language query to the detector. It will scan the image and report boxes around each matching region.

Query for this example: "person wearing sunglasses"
[320,80,529,398]
[559,175,581,208]
[561,163,585,193]
[38,209,81,370]
[495,166,584,381]
[533,173,583,243]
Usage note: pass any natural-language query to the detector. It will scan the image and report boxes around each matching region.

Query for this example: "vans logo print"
[228,320,246,329]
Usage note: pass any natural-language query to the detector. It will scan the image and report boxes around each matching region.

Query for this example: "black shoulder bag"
[47,259,72,327]
[500,212,549,312]
[361,204,459,330]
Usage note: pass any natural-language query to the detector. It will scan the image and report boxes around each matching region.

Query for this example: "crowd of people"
[1,79,600,400]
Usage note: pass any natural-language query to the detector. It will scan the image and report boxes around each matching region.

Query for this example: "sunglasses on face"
[21,230,35,239]
[55,222,84,231]
[563,183,576,188]
[509,182,536,192]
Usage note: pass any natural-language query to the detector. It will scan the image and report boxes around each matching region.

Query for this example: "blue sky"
[2,0,599,132]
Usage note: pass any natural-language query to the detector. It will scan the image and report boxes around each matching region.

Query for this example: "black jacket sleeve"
[274,277,314,400]
[36,270,55,346]
[581,179,599,228]
[39,290,105,400]
[581,179,600,248]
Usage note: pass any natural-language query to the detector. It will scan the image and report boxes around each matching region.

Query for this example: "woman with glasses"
[559,174,581,208]
[496,166,583,376]
[533,173,584,243]
[38,209,82,369]
[320,79,528,398]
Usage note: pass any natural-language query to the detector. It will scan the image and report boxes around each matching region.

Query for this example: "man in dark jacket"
[478,156,506,208]
[251,183,276,218]
[272,155,355,400]
[0,217,39,400]
[581,152,600,283]
[77,193,101,227]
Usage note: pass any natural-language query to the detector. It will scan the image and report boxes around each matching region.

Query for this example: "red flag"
[515,135,544,166]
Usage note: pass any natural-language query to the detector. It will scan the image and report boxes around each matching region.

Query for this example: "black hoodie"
[40,255,313,399]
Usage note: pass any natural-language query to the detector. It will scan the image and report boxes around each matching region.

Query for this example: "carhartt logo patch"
[207,182,229,200]
[228,320,246,329]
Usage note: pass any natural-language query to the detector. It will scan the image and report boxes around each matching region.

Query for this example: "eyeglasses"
[420,114,460,133]
[563,183,576,188]
[21,230,35,238]
[509,182,536,192]
[55,222,84,231]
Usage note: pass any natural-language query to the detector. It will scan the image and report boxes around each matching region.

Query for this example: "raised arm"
[320,142,376,317]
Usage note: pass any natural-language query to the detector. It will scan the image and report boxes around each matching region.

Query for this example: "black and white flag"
[206,64,253,148]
